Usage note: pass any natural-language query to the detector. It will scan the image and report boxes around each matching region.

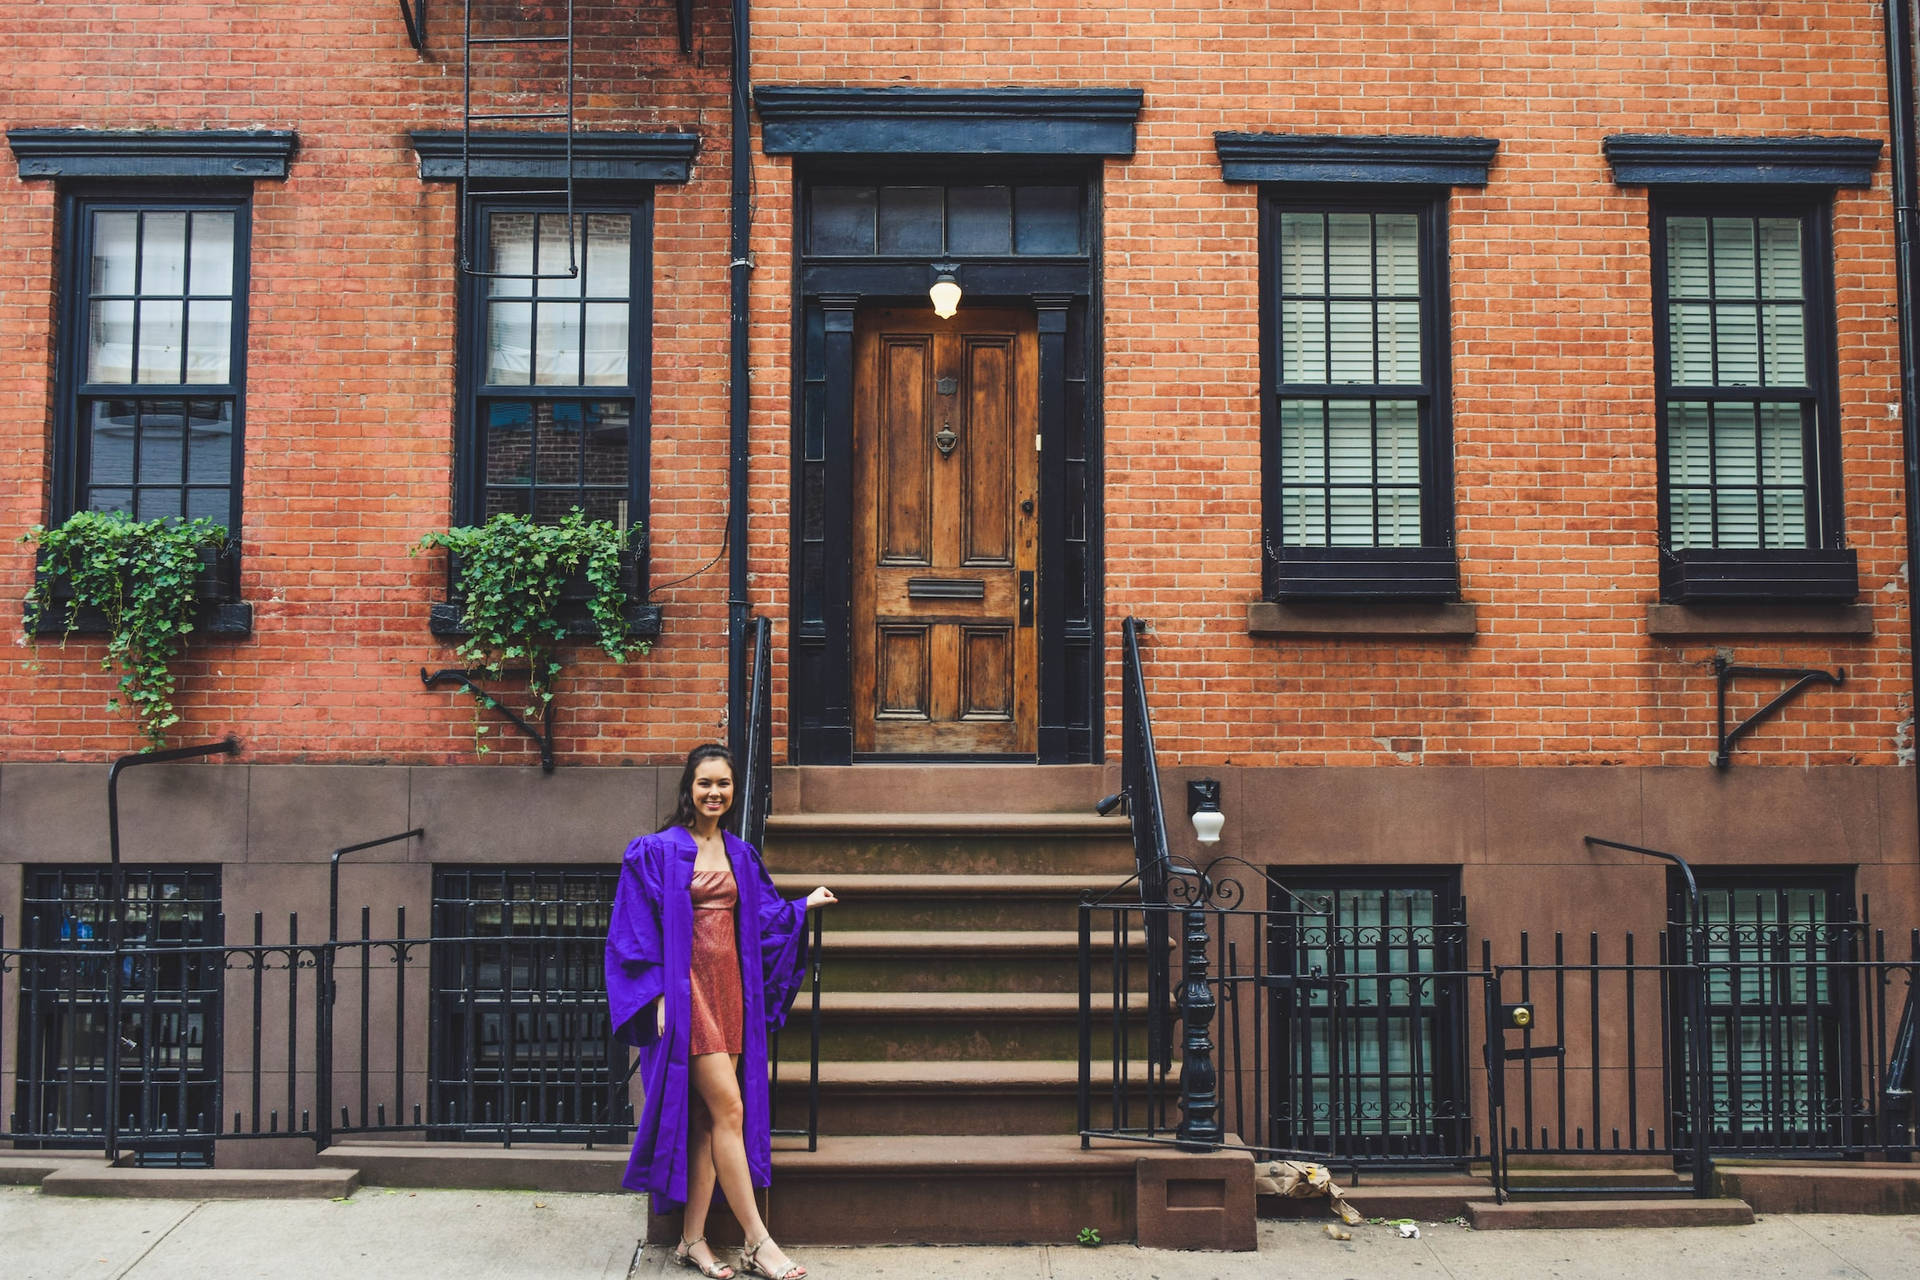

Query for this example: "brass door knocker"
[935,421,958,456]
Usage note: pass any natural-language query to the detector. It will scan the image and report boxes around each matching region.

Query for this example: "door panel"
[853,307,1039,754]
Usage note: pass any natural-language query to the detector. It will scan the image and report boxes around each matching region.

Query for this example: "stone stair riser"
[818,953,1131,993]
[775,1012,1143,1062]
[767,836,1134,877]
[801,896,1110,931]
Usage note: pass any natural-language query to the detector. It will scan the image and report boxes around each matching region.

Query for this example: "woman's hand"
[804,886,838,911]
[655,998,665,1037]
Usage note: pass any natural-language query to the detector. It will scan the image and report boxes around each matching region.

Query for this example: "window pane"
[133,486,182,521]
[1376,215,1420,294]
[490,213,536,296]
[1758,403,1808,546]
[1758,219,1802,299]
[88,299,135,382]
[89,400,138,484]
[535,402,582,485]
[1278,214,1326,294]
[583,401,630,490]
[188,212,235,296]
[185,401,233,485]
[1013,186,1081,254]
[582,303,629,386]
[90,487,132,515]
[1328,489,1374,546]
[877,186,944,255]
[1278,399,1326,545]
[534,302,582,384]
[136,299,185,383]
[1762,304,1806,386]
[185,300,232,384]
[1379,301,1421,382]
[185,486,226,523]
[486,486,532,518]
[583,215,631,298]
[1326,214,1373,292]
[1327,301,1374,382]
[1668,217,1710,296]
[1715,304,1761,385]
[1668,401,1712,548]
[1668,303,1713,384]
[487,302,533,383]
[810,186,876,255]
[138,402,186,486]
[537,214,581,296]
[1327,399,1372,483]
[140,213,188,295]
[947,186,1012,255]
[577,489,628,526]
[485,401,534,484]
[1282,300,1326,383]
[91,212,139,295]
[1711,217,1757,297]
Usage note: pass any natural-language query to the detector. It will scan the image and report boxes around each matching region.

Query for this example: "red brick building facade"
[2,0,1917,1217]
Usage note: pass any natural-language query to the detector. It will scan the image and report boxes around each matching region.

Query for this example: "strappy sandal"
[673,1236,736,1279]
[739,1235,807,1280]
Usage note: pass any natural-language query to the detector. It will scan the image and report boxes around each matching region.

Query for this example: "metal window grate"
[427,867,627,1141]
[13,867,222,1166]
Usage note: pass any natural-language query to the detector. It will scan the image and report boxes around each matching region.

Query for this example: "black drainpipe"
[1886,0,1920,892]
[725,0,753,760]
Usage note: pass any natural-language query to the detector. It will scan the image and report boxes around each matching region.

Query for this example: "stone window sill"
[1645,603,1873,639]
[1247,600,1477,639]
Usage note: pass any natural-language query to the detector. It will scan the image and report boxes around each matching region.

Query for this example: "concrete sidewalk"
[6,1185,1919,1280]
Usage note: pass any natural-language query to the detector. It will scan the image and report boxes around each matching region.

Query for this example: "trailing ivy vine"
[419,508,646,751]
[20,509,230,748]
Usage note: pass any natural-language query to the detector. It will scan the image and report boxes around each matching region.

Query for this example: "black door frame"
[785,170,1104,765]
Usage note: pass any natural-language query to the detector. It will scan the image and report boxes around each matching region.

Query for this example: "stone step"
[1504,1166,1687,1191]
[38,1165,360,1199]
[771,1058,1160,1135]
[0,1150,105,1186]
[1260,1173,1496,1222]
[773,765,1117,816]
[1467,1196,1754,1230]
[818,928,1150,992]
[765,813,1134,876]
[1714,1162,1920,1214]
[774,990,1147,1061]
[773,872,1132,930]
[648,1135,1145,1246]
[317,1141,628,1193]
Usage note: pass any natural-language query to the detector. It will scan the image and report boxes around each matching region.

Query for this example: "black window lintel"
[754,86,1145,157]
[9,128,297,180]
[1216,133,1499,185]
[1603,135,1882,187]
[409,131,699,184]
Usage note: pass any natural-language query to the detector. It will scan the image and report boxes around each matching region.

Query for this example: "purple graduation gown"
[604,827,809,1206]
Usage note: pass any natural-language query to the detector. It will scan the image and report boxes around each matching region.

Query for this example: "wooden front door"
[852,307,1040,755]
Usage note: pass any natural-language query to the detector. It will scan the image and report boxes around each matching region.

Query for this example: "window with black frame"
[462,201,648,537]
[1262,196,1458,599]
[1653,197,1851,600]
[12,867,222,1166]
[428,867,626,1141]
[58,195,249,538]
[1669,874,1859,1151]
[1267,874,1469,1164]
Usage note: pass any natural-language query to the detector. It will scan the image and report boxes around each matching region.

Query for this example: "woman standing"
[606,744,836,1280]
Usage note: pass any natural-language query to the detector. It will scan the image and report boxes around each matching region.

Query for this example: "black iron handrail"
[736,614,773,856]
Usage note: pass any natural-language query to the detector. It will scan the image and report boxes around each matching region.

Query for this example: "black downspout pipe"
[725,0,752,763]
[1886,0,1920,929]
[102,734,240,1162]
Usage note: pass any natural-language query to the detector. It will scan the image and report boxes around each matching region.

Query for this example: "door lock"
[1019,571,1035,627]
[935,422,958,456]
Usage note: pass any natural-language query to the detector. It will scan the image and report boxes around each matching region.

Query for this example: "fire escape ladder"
[458,0,578,279]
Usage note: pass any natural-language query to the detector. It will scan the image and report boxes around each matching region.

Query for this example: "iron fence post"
[1078,900,1092,1148]
[1175,905,1220,1150]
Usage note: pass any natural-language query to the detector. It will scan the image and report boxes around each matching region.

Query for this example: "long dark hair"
[658,742,738,834]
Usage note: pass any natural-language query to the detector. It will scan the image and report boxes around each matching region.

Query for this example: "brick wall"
[1,1,1910,770]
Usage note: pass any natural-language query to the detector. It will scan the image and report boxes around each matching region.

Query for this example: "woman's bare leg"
[678,1084,731,1275]
[689,1053,803,1277]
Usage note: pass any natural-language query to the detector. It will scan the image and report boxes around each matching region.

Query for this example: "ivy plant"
[418,508,646,750]
[20,509,230,748]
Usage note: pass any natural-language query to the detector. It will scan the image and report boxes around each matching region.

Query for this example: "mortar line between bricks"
[109,1198,207,1280]
[1778,1213,1879,1280]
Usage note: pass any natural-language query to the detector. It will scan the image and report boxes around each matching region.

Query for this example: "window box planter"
[1658,548,1858,604]
[429,547,661,640]
[25,543,251,637]
[1269,546,1460,601]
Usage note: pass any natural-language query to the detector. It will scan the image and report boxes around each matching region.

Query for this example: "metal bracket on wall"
[398,0,427,54]
[420,666,557,772]
[1712,655,1845,769]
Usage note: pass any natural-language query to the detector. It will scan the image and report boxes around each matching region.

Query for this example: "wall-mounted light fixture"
[929,262,962,319]
[1187,779,1223,846]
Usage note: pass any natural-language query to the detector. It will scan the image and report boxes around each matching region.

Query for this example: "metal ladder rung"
[467,110,571,122]
[463,188,574,198]
[459,0,577,276]
[467,34,571,45]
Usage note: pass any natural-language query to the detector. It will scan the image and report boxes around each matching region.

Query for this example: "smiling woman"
[605,744,836,1280]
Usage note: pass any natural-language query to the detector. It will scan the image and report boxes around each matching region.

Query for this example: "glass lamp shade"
[1191,806,1225,845]
[929,275,962,319]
